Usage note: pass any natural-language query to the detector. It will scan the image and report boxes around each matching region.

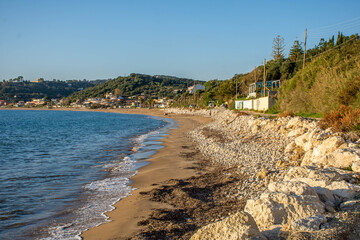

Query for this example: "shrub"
[319,105,360,132]
[277,110,295,118]
[90,103,102,109]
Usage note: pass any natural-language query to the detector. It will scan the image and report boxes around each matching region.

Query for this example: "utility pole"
[193,79,195,106]
[236,78,238,100]
[252,67,257,97]
[263,58,266,97]
[303,28,307,70]
[254,66,257,82]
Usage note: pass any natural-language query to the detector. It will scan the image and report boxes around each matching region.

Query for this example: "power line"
[306,17,360,41]
[308,24,360,37]
[309,16,360,31]
[309,22,360,35]
[283,35,359,64]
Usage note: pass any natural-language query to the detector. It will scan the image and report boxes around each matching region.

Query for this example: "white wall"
[243,100,253,110]
[235,101,243,109]
[235,97,276,111]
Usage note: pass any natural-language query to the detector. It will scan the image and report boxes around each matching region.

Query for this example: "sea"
[0,109,176,240]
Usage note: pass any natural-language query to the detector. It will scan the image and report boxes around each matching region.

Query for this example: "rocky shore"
[133,108,360,239]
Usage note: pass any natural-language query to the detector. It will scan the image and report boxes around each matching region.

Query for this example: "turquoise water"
[0,110,175,239]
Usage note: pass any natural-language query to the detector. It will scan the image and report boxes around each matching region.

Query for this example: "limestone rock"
[283,166,359,203]
[312,136,345,159]
[312,186,335,203]
[286,117,303,129]
[261,225,282,240]
[288,128,306,138]
[190,212,266,240]
[295,132,311,149]
[291,178,329,189]
[325,201,336,212]
[284,166,343,184]
[245,181,325,229]
[299,136,346,166]
[300,150,313,166]
[326,181,360,200]
[268,181,318,197]
[352,161,360,172]
[295,130,321,152]
[340,199,360,211]
[291,215,327,231]
[285,142,297,154]
[325,148,360,168]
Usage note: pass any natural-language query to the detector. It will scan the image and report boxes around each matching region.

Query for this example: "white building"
[235,96,276,111]
[187,84,205,94]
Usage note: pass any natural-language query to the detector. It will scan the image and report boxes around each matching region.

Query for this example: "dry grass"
[277,110,295,118]
[319,105,360,132]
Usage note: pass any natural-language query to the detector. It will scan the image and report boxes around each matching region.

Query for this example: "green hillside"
[69,74,204,100]
[276,36,360,114]
[0,80,105,102]
[170,33,360,113]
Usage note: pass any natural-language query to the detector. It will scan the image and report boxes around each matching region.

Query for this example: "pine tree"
[272,35,285,60]
[289,40,304,62]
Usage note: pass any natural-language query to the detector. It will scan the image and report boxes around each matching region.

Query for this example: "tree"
[266,60,282,80]
[272,35,285,60]
[336,32,346,46]
[280,59,295,80]
[114,88,122,97]
[328,35,335,49]
[44,95,50,101]
[289,40,304,62]
[16,76,24,82]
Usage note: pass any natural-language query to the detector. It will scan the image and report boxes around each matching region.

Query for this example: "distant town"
[0,82,207,109]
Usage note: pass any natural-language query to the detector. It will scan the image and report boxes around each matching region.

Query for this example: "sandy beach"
[75,108,213,239]
[0,107,213,239]
[4,107,360,239]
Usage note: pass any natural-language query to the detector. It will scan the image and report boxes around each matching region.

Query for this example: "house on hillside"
[0,100,7,106]
[16,101,25,107]
[248,80,281,98]
[235,80,281,111]
[187,84,205,94]
[105,93,115,99]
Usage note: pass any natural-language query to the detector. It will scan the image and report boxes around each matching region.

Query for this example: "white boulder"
[325,148,360,168]
[352,161,360,172]
[245,181,325,229]
[326,181,360,200]
[267,181,318,197]
[189,211,266,240]
[288,128,306,138]
[312,136,345,158]
[284,166,343,184]
[291,215,327,231]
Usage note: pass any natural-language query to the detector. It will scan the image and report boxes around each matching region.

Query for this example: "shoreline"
[55,108,211,239]
[1,107,212,239]
[3,108,360,239]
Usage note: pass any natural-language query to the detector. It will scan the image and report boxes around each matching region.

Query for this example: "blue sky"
[1,0,359,81]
